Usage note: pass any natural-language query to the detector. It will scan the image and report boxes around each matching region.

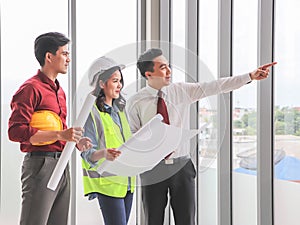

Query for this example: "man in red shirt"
[8,32,91,225]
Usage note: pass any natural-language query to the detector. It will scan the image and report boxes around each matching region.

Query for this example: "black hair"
[137,48,163,78]
[93,67,126,112]
[34,32,70,67]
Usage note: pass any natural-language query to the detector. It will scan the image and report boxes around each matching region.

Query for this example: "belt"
[26,151,62,159]
[160,156,189,165]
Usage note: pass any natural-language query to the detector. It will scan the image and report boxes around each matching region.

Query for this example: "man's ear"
[45,52,52,63]
[145,71,151,79]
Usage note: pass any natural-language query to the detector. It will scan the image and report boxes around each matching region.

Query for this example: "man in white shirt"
[126,48,276,225]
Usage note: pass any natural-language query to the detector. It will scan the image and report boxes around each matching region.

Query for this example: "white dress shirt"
[126,73,252,158]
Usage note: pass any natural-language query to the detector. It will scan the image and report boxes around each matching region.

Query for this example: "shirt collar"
[104,103,119,114]
[145,84,167,98]
[37,69,60,91]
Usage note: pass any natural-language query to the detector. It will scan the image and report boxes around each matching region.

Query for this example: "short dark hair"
[34,32,70,66]
[137,48,163,78]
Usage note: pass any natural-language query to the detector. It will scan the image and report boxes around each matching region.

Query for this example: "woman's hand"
[76,137,92,152]
[104,148,121,161]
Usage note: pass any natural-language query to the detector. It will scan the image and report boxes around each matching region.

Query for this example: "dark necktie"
[157,90,170,124]
[157,90,173,159]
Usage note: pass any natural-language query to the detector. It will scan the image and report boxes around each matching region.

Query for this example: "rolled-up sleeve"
[8,84,39,142]
[81,114,101,168]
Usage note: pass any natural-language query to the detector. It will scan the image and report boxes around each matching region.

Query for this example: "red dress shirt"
[8,70,67,152]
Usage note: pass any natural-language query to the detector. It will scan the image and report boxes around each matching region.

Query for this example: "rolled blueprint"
[47,93,96,191]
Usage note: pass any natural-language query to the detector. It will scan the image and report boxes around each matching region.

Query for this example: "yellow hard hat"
[29,110,63,146]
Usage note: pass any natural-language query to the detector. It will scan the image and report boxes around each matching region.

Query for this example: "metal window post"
[218,0,233,225]
[257,0,275,224]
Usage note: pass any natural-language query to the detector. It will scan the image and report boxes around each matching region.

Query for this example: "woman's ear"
[99,80,105,88]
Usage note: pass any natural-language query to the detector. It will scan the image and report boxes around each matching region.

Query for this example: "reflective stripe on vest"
[82,104,135,197]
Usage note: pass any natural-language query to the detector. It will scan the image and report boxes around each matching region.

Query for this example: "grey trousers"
[20,154,70,225]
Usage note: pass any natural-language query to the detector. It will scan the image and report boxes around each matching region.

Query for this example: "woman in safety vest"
[81,56,135,225]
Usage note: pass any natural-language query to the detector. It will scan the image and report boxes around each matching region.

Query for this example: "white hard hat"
[88,56,125,86]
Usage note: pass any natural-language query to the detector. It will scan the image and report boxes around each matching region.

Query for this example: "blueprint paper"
[97,114,199,176]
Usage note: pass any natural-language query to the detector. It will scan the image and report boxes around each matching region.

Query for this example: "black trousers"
[140,158,196,225]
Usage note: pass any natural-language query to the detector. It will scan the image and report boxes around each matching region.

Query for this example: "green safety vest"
[82,104,135,198]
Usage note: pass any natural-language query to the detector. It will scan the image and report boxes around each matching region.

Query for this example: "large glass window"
[3,1,300,224]
[76,1,137,224]
[0,1,68,224]
[232,1,258,225]
[274,1,300,224]
[171,0,186,83]
[198,0,219,224]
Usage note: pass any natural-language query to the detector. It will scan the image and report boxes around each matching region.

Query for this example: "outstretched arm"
[249,62,277,80]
